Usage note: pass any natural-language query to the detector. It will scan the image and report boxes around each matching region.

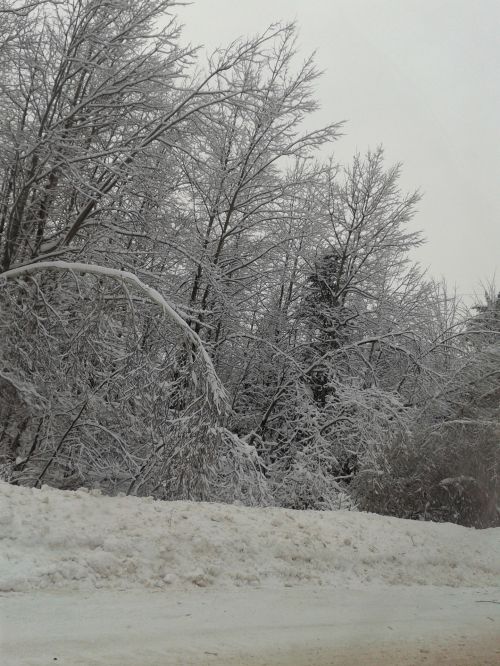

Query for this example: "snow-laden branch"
[1,261,227,413]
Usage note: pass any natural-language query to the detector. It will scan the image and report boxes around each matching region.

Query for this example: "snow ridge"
[1,482,498,592]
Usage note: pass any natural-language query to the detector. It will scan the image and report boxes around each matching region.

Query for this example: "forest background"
[0,0,498,527]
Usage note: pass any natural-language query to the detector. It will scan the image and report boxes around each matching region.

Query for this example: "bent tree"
[0,261,227,497]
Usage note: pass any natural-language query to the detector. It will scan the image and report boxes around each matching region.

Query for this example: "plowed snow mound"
[1,482,498,592]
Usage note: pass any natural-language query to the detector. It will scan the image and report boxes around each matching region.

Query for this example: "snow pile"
[1,481,498,592]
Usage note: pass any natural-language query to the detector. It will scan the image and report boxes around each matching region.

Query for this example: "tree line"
[0,0,498,526]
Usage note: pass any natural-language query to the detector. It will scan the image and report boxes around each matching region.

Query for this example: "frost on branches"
[0,0,498,525]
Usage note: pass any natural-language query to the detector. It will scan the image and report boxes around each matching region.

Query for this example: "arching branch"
[1,261,227,413]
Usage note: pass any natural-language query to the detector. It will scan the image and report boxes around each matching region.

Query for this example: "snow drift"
[1,481,498,592]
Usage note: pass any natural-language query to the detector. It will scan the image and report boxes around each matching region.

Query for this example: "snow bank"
[1,482,498,592]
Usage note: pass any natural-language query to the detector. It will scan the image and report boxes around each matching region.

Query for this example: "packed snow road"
[1,482,499,664]
[2,586,500,665]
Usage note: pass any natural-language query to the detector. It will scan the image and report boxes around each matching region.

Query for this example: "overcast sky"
[177,0,499,302]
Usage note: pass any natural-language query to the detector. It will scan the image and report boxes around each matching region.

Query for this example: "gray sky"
[178,0,500,301]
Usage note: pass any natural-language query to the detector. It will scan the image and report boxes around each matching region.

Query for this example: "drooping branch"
[1,260,227,413]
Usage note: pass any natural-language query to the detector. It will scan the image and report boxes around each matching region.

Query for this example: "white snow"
[3,586,500,665]
[1,482,498,592]
[1,482,499,664]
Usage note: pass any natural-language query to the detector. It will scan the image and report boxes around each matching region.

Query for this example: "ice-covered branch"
[1,261,227,413]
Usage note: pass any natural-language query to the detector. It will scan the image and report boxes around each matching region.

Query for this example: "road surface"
[2,585,499,665]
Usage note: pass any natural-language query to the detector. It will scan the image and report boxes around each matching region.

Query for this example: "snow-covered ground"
[1,482,499,664]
